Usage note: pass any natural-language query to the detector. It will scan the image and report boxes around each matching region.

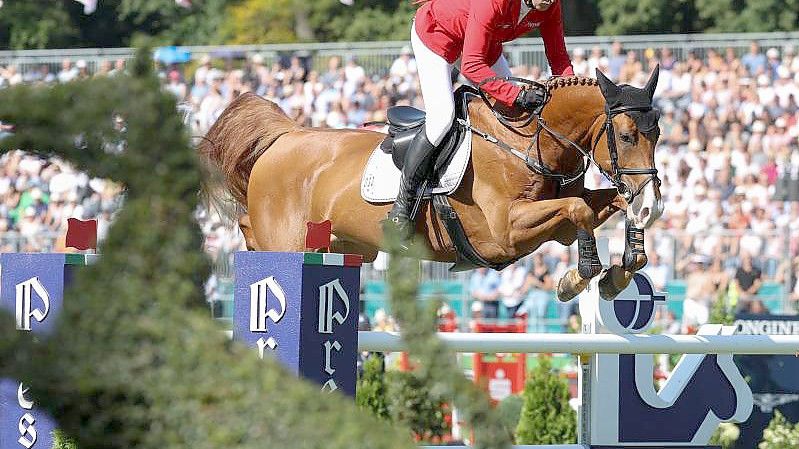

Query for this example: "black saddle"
[380,85,475,175]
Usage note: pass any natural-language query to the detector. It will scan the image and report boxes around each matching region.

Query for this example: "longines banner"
[734,313,799,449]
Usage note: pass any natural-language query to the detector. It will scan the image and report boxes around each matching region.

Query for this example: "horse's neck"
[469,84,604,173]
[540,83,605,154]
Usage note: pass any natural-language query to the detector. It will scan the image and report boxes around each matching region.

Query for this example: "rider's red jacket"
[415,0,573,107]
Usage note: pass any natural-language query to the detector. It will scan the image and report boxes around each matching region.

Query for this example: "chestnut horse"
[200,70,663,300]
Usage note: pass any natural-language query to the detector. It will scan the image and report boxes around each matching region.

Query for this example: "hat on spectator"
[251,53,264,65]
[76,60,87,69]
[752,121,766,133]
[573,47,585,58]
[776,117,787,128]
[766,48,779,59]
[400,45,412,55]
[471,301,483,313]
[200,55,211,65]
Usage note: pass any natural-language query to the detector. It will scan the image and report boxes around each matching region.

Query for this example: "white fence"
[358,331,799,355]
[3,32,799,76]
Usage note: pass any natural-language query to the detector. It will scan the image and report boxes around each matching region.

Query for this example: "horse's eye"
[619,133,635,144]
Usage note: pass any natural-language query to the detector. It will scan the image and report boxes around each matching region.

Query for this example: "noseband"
[474,77,660,204]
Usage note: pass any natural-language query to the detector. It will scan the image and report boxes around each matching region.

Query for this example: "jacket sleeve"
[460,1,521,107]
[539,1,573,76]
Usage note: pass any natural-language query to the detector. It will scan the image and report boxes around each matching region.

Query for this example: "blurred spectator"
[681,256,714,331]
[57,59,77,83]
[520,253,553,332]
[389,46,417,86]
[571,47,588,77]
[498,261,528,318]
[732,252,763,308]
[742,41,767,76]
[608,41,626,81]
[642,251,670,291]
[165,70,187,100]
[469,267,501,319]
[587,46,608,76]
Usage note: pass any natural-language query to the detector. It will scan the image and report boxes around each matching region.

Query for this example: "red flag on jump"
[305,220,332,252]
[66,218,98,250]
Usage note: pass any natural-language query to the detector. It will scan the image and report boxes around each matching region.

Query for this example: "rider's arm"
[539,1,574,76]
[461,1,521,108]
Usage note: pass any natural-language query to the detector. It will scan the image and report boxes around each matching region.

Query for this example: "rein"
[472,77,659,202]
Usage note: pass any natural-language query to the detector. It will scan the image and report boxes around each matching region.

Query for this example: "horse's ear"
[595,68,620,100]
[644,64,660,101]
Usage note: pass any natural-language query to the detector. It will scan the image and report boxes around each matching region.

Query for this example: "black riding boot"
[384,129,438,242]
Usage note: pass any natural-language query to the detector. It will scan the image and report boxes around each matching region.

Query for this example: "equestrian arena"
[2,4,799,449]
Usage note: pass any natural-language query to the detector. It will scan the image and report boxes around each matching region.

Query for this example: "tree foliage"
[356,356,390,421]
[597,0,799,35]
[515,357,576,445]
[218,0,299,44]
[0,45,418,449]
[386,370,450,441]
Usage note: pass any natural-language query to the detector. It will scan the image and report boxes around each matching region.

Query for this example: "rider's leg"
[386,24,455,236]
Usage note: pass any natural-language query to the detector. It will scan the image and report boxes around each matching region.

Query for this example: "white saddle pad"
[360,128,472,203]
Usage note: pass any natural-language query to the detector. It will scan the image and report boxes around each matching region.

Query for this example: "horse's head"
[594,67,663,229]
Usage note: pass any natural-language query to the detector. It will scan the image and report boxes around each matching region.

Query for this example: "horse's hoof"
[556,269,590,302]
[597,266,633,301]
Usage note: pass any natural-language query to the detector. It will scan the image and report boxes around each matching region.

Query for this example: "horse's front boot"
[384,129,437,244]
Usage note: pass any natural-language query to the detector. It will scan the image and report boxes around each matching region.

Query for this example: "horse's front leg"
[598,218,648,300]
[506,197,602,302]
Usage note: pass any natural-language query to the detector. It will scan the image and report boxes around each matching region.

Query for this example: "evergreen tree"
[356,356,390,421]
[386,370,449,441]
[515,357,577,445]
[0,45,417,449]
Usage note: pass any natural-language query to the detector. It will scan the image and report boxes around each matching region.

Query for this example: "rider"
[386,0,575,238]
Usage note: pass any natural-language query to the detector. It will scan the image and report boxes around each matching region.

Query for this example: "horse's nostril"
[640,207,650,218]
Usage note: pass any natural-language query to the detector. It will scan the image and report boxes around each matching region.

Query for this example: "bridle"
[472,76,660,203]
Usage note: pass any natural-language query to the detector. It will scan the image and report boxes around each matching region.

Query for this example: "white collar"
[519,2,531,23]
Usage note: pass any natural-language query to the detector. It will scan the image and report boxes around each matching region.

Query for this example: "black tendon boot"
[384,129,438,243]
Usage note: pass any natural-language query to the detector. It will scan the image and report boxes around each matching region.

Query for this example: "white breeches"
[410,24,512,146]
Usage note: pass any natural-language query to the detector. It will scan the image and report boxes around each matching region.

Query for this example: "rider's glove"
[514,88,545,110]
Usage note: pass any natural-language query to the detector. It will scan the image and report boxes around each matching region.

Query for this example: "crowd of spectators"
[2,39,799,331]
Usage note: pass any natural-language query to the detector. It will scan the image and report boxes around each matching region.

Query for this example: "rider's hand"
[514,88,545,111]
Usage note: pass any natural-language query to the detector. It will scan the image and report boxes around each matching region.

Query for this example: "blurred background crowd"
[3,38,799,332]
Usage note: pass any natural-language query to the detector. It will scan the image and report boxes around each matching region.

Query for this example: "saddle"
[374,86,512,272]
[379,85,474,176]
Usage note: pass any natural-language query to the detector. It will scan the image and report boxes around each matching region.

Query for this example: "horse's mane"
[199,92,299,218]
[545,76,598,91]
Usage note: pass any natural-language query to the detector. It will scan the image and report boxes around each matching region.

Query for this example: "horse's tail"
[198,92,299,221]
